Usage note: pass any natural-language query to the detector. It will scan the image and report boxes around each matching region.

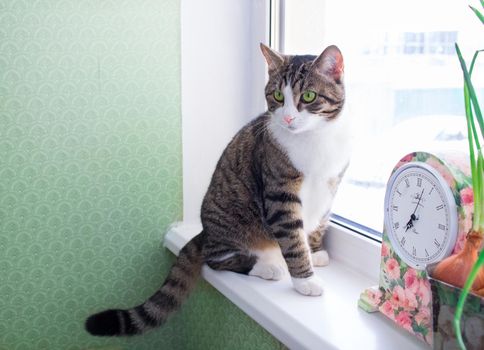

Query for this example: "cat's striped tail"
[85,232,204,336]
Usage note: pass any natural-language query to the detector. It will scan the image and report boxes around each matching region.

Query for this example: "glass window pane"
[283,0,484,233]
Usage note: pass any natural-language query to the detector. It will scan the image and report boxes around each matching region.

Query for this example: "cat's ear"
[260,43,284,72]
[311,45,344,83]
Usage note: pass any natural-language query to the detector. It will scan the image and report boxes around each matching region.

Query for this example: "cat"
[85,43,350,336]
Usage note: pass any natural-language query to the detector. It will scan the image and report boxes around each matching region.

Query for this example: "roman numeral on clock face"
[417,178,422,187]
[434,238,441,248]
[436,204,444,210]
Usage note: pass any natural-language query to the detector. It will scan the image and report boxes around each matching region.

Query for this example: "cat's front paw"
[312,250,329,267]
[292,275,324,296]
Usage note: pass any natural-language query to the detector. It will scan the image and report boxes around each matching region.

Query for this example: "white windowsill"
[164,221,428,350]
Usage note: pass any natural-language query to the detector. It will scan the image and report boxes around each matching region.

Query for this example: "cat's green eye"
[273,90,284,102]
[301,90,317,103]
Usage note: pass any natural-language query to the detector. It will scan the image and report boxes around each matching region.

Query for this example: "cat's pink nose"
[284,115,294,125]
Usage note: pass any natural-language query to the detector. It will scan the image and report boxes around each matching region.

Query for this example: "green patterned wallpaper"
[0,1,284,349]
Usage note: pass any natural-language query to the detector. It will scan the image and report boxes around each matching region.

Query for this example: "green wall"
[0,1,284,349]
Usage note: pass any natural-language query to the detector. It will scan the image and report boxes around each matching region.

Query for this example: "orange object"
[432,231,484,295]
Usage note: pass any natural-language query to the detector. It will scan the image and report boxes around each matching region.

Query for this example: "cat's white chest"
[296,148,348,233]
[270,118,350,234]
[298,175,333,233]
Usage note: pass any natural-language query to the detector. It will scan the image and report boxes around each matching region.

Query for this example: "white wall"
[181,0,269,224]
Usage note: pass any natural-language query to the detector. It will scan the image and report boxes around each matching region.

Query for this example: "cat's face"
[261,44,345,134]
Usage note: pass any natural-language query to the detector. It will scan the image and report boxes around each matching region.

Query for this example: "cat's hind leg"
[204,240,286,280]
[308,222,330,267]
[205,246,257,275]
[248,241,287,281]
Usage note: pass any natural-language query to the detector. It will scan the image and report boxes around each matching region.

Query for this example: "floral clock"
[358,152,473,346]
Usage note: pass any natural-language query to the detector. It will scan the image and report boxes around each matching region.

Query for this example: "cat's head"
[261,44,345,134]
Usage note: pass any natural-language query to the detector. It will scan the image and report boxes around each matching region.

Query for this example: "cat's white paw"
[292,275,324,296]
[249,261,286,280]
[312,250,329,267]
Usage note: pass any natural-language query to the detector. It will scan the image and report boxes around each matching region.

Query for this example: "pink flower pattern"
[381,241,390,257]
[460,187,474,205]
[379,245,433,344]
[404,288,419,309]
[373,152,474,347]
[385,258,401,280]
[395,311,413,332]
[416,279,431,306]
[380,300,395,320]
[403,269,419,294]
[426,157,456,190]
[391,285,406,307]
[454,202,473,253]
[367,288,383,306]
[414,308,431,326]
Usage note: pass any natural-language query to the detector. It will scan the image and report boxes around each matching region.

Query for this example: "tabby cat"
[86,43,350,336]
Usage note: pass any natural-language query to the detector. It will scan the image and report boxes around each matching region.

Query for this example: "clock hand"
[412,188,425,216]
[405,219,414,232]
[405,188,425,232]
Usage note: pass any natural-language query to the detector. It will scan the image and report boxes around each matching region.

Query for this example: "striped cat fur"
[85,44,350,336]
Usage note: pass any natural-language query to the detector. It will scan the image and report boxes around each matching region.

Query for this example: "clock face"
[384,162,458,269]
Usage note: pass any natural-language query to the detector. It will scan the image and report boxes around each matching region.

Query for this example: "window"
[274,0,484,235]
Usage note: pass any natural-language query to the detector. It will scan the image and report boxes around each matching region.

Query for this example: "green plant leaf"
[455,44,484,141]
[477,151,484,230]
[459,46,480,232]
[469,50,483,76]
[454,41,484,350]
[470,5,484,24]
[465,85,480,232]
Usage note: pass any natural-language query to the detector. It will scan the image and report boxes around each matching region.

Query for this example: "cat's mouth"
[273,119,306,134]
[280,124,301,134]
[285,124,308,134]
[283,122,324,135]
